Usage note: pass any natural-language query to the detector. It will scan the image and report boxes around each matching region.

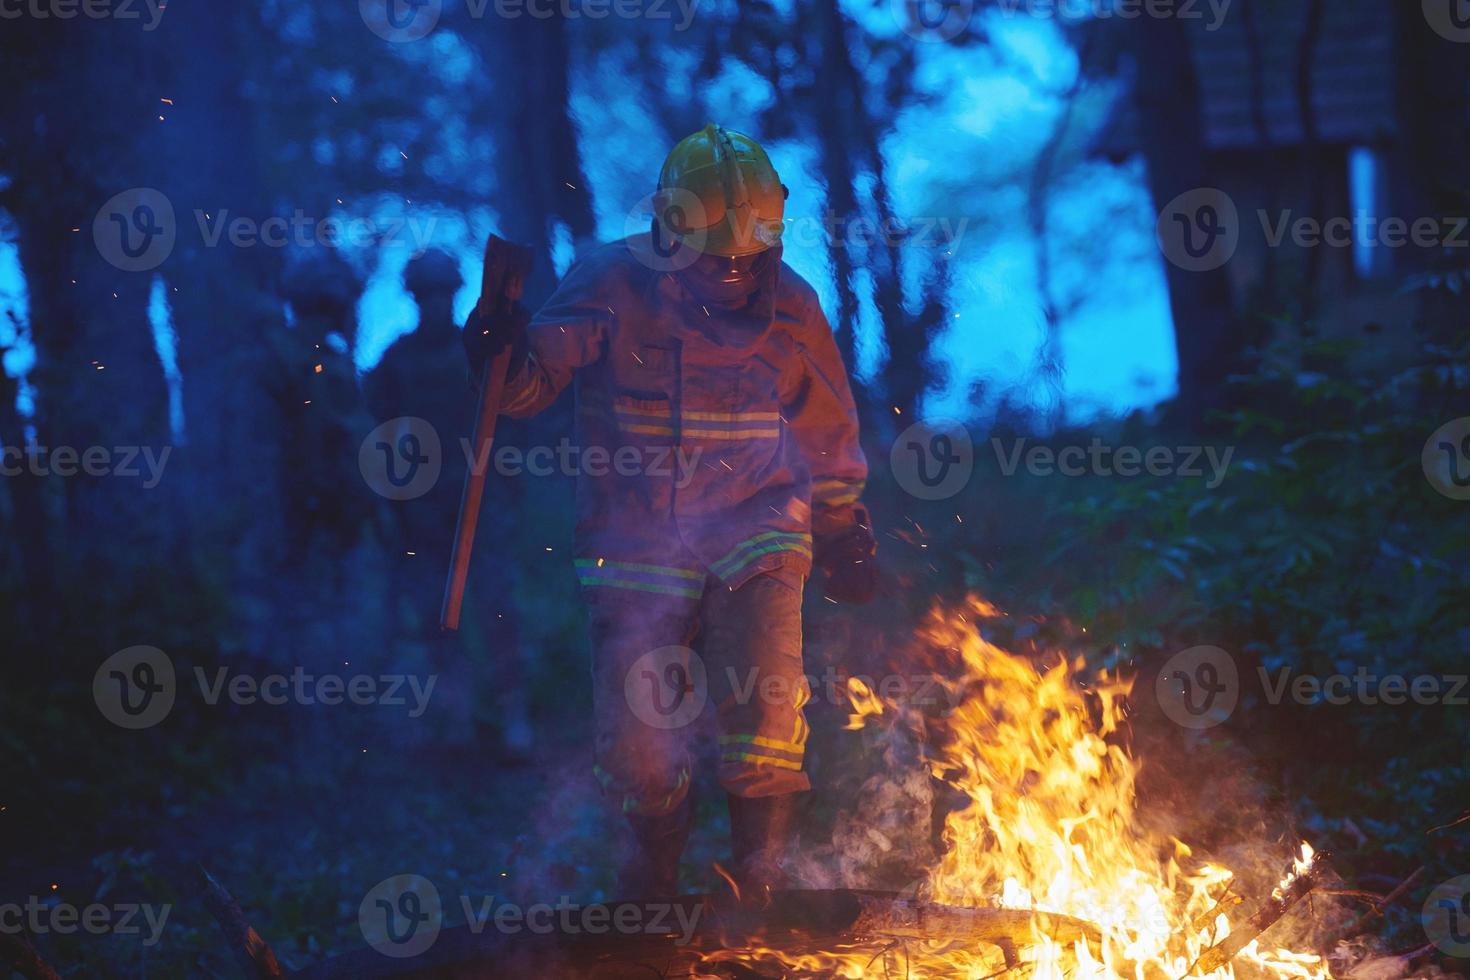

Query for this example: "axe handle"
[440,346,513,631]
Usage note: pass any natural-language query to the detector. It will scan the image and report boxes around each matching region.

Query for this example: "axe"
[440,234,533,631]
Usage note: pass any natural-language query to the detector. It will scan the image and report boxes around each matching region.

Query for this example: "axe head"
[477,235,535,318]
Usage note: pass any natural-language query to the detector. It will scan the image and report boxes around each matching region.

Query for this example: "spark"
[160,98,173,104]
[632,351,645,365]
[313,363,323,373]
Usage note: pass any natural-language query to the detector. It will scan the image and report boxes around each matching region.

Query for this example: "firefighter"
[270,252,375,567]
[463,125,877,899]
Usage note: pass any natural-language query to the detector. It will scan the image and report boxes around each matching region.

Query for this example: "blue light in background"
[148,275,187,445]
[1348,146,1381,280]
[0,228,37,420]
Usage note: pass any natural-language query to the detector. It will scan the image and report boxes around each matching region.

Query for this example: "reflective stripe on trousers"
[587,571,811,816]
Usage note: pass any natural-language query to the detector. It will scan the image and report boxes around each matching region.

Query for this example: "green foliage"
[927,333,1470,943]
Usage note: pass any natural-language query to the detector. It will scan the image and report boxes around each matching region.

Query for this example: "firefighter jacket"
[490,234,867,599]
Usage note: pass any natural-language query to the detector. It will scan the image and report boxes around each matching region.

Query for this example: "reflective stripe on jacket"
[495,234,866,591]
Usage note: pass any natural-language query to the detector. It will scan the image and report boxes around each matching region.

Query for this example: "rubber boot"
[617,794,692,898]
[727,793,798,906]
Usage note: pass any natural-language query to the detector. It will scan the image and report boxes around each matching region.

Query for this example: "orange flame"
[711,595,1326,979]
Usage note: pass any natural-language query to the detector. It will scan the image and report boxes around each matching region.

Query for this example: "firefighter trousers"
[588,571,811,817]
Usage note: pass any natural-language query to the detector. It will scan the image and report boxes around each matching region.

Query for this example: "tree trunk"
[1123,14,1237,425]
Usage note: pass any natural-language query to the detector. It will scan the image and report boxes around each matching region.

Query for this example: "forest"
[1,0,1468,977]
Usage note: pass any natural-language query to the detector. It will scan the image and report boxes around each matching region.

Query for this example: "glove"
[814,507,878,605]
[463,234,534,378]
[462,303,530,372]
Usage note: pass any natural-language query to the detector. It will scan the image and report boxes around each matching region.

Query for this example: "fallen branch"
[199,866,285,979]
[1187,858,1326,976]
[293,888,1108,979]
[1427,811,1470,835]
[1191,890,1244,934]
[1341,866,1425,937]
[845,893,1104,969]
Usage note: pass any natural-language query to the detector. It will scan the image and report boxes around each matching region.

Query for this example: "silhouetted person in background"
[366,249,530,753]
[270,252,375,572]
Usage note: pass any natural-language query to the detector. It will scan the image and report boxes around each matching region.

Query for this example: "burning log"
[290,888,1108,979]
[199,866,285,979]
[1186,853,1326,976]
[717,889,1105,969]
[0,932,62,980]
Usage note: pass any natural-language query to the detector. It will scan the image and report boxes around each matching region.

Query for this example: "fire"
[707,596,1326,979]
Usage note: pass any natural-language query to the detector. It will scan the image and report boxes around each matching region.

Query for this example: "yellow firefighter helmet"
[654,124,786,257]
